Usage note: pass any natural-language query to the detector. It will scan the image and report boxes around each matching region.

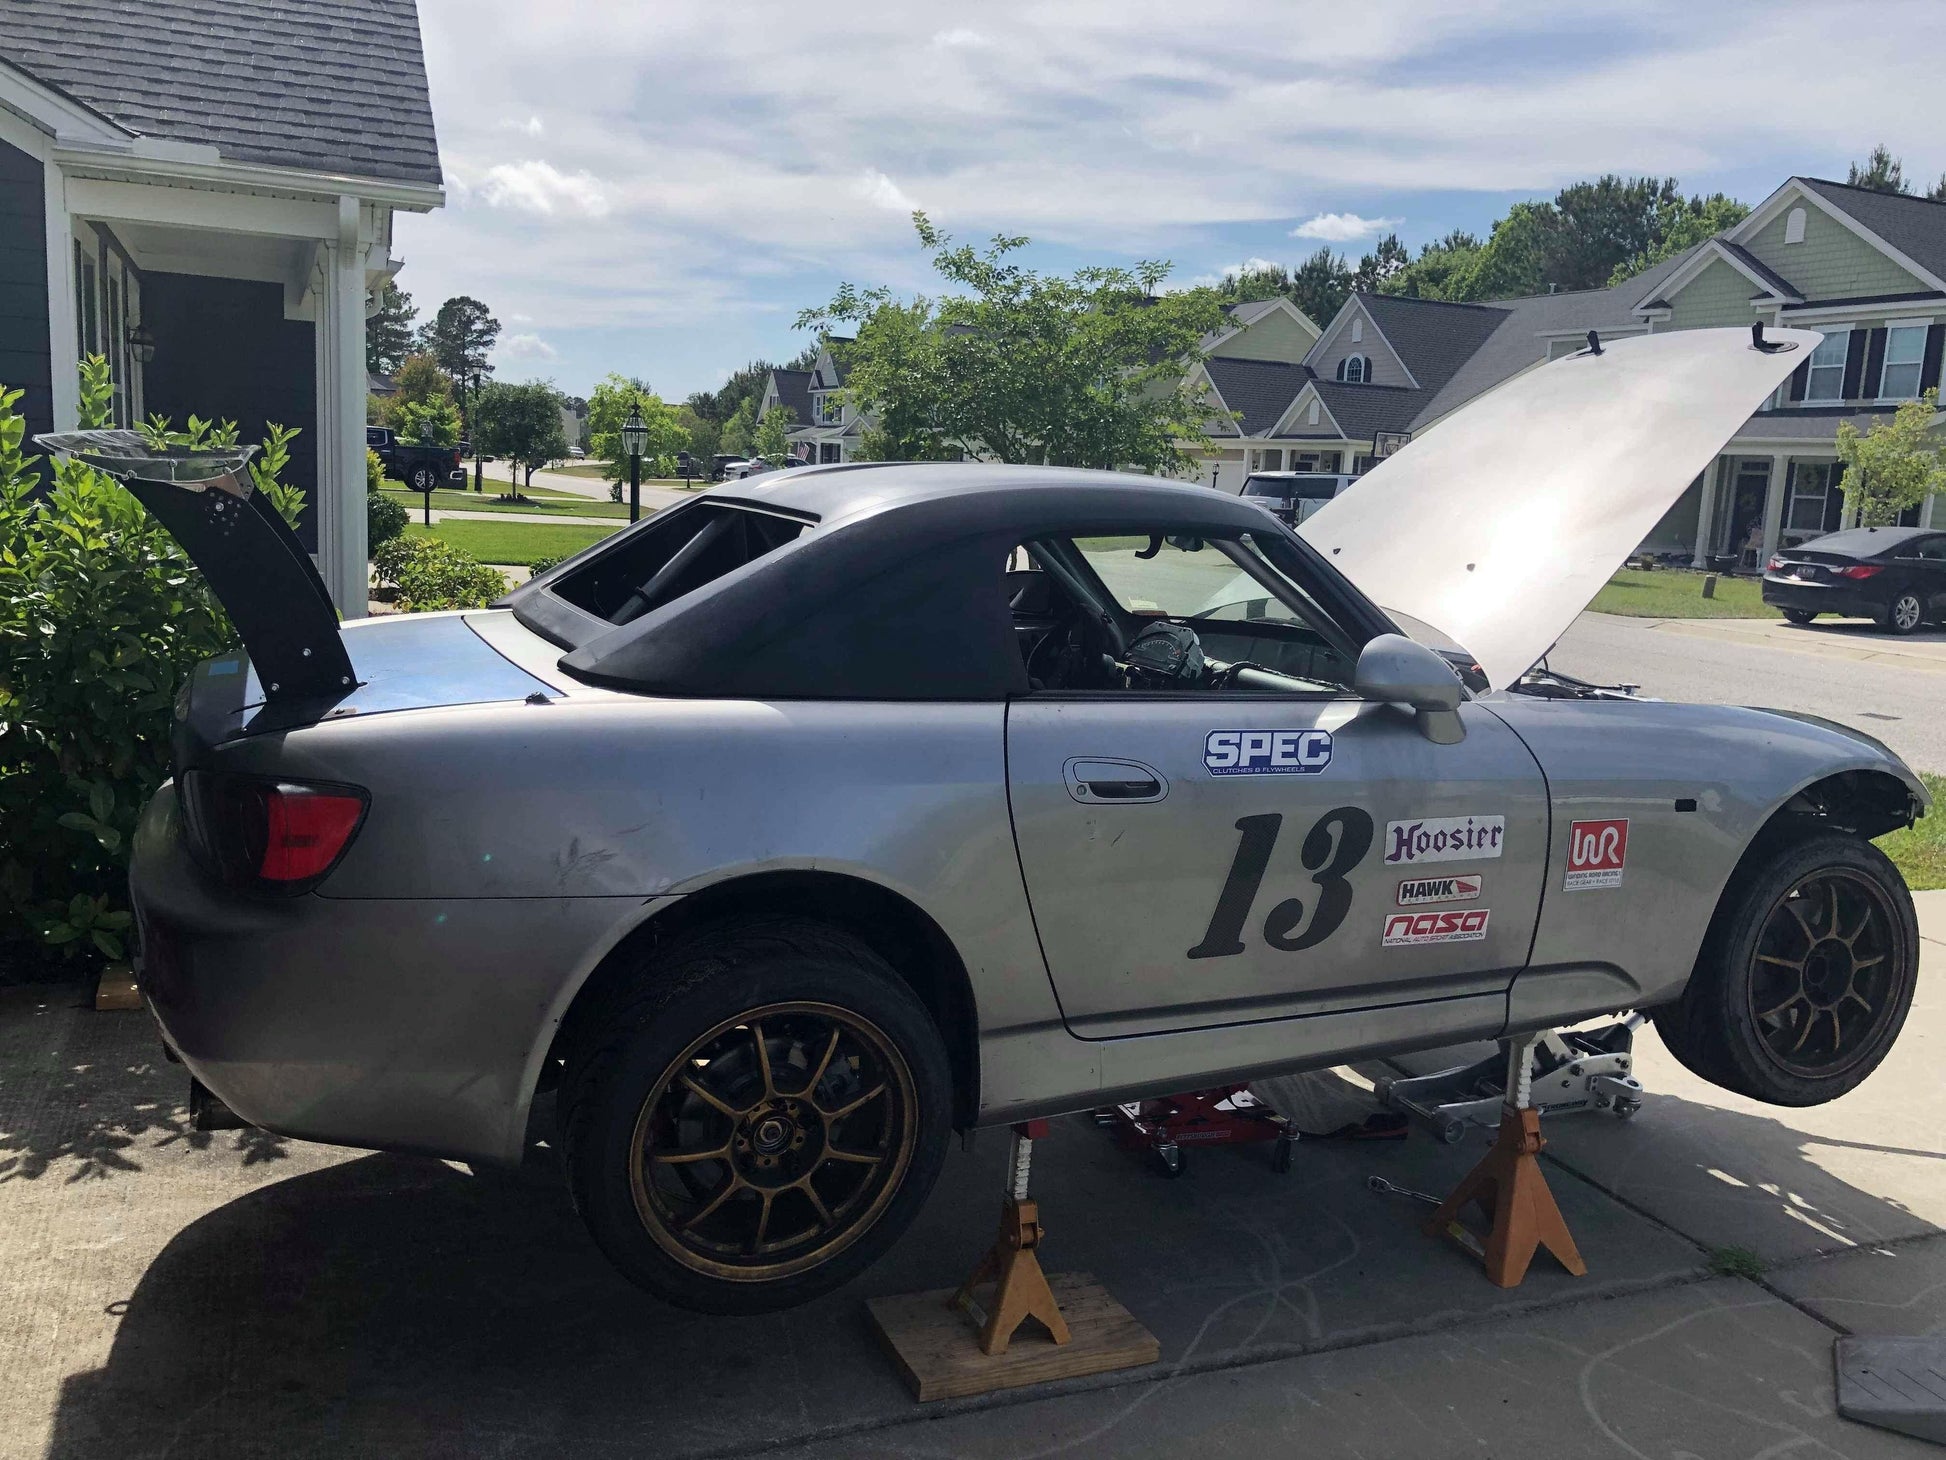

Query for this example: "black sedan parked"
[1763,525,1946,633]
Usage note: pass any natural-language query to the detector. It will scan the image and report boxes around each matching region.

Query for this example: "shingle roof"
[766,368,812,425]
[1203,357,1312,436]
[1735,405,1905,441]
[1798,178,1946,288]
[1719,240,1801,299]
[0,0,441,186]
[1283,382,1421,441]
[1358,294,1511,398]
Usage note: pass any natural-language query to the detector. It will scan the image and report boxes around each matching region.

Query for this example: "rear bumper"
[1761,576,1878,618]
[131,782,647,1165]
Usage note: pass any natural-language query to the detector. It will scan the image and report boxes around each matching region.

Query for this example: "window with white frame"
[1336,354,1367,383]
[1880,322,1929,400]
[1803,328,1850,402]
[816,393,842,425]
[1785,462,1839,534]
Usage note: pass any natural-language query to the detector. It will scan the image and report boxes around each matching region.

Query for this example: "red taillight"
[1766,555,1786,572]
[260,786,367,882]
[1839,565,1882,580]
[182,772,367,892]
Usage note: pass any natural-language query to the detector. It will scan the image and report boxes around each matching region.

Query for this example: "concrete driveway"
[1553,613,1946,774]
[5,899,1946,1458]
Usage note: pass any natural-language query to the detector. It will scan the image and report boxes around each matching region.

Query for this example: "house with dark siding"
[0,0,443,613]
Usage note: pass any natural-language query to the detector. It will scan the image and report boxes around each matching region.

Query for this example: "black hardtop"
[511,462,1381,700]
[1783,525,1931,558]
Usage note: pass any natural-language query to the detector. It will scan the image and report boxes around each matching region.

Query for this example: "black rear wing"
[35,431,355,707]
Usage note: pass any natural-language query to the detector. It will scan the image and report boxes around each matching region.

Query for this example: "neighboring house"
[368,369,398,398]
[558,398,587,453]
[0,0,443,613]
[759,337,857,463]
[1231,177,1946,568]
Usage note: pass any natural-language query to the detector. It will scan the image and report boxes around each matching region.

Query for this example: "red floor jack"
[1094,1085,1300,1178]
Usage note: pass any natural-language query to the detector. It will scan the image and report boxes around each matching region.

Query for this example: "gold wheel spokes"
[654,1143,733,1166]
[1783,895,1820,944]
[680,1072,751,1120]
[749,1189,776,1255]
[1756,952,1805,973]
[820,1083,886,1121]
[1756,990,1804,1021]
[822,1146,885,1166]
[801,1027,842,1098]
[750,1020,779,1099]
[680,1174,746,1234]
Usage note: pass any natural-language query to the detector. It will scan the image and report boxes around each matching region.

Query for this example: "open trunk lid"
[34,432,555,756]
[1295,327,1820,690]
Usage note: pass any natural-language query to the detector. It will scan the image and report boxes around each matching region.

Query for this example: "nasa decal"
[1565,818,1628,890]
[1204,729,1333,776]
[1382,908,1491,947]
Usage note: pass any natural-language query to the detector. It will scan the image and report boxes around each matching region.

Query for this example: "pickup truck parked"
[366,427,466,492]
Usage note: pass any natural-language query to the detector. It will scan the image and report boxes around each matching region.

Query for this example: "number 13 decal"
[1187,807,1375,960]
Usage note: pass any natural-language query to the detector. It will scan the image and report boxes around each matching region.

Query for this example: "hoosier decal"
[1382,908,1491,946]
[1396,874,1482,906]
[1383,815,1505,865]
[1565,818,1628,890]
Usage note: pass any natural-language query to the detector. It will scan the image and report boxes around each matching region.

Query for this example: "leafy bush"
[371,535,507,612]
[0,360,302,964]
[525,554,565,576]
[368,450,408,549]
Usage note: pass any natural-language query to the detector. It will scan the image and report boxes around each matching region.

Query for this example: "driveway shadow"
[39,1078,1944,1460]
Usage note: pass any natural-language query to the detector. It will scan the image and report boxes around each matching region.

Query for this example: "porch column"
[1692,457,1721,567]
[1760,453,1791,564]
[314,196,370,617]
[42,156,79,430]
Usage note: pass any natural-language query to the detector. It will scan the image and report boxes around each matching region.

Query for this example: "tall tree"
[585,373,688,482]
[1607,193,1751,284]
[366,282,418,375]
[752,405,795,463]
[1835,389,1946,525]
[419,295,500,454]
[1848,145,1909,195]
[470,380,567,496]
[799,212,1229,472]
[1216,252,1353,326]
[1351,233,1409,294]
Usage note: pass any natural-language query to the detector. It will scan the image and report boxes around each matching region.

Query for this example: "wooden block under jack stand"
[94,965,142,1012]
[867,1271,1159,1402]
[1425,1105,1587,1288]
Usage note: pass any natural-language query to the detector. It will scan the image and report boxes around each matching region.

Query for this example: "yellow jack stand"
[1425,1035,1588,1288]
[952,1120,1071,1355]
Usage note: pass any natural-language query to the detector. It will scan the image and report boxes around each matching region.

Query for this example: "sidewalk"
[3,900,1943,1457]
[1651,615,1946,673]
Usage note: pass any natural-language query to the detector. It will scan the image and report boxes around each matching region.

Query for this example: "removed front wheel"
[1655,831,1917,1106]
[562,920,951,1313]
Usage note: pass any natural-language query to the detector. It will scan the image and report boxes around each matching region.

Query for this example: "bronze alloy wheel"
[1748,868,1902,1079]
[627,1001,919,1282]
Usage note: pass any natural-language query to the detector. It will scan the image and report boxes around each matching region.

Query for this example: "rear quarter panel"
[1487,695,1923,1026]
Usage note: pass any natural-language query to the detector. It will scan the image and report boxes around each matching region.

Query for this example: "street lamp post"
[469,369,484,493]
[621,400,649,524]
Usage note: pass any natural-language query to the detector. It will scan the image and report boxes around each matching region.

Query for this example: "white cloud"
[853,168,918,212]
[501,115,544,138]
[931,28,994,49]
[498,333,556,361]
[476,159,609,218]
[1291,212,1403,243]
[1182,256,1284,288]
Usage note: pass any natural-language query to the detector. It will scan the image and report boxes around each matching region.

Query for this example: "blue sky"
[399,0,1945,402]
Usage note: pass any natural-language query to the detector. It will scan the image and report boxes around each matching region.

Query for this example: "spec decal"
[1204,729,1333,776]
[1382,908,1491,946]
[1396,874,1481,906]
[1383,815,1505,865]
[1565,818,1629,890]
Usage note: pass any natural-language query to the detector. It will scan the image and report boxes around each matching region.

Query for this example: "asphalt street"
[1549,612,1946,775]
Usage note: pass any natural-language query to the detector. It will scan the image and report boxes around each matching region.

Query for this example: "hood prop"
[35,431,356,708]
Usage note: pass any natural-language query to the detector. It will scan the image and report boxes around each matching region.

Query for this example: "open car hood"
[1296,327,1820,691]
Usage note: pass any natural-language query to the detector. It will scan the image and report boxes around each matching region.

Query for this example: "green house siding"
[1221,307,1320,366]
[1665,258,1758,330]
[1744,198,1931,300]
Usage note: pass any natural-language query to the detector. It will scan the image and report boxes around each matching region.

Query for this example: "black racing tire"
[1880,591,1925,635]
[1781,608,1817,626]
[409,464,440,493]
[1654,831,1917,1106]
[560,918,951,1313]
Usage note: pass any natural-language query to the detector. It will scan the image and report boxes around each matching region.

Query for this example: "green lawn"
[1588,568,1781,620]
[381,485,630,520]
[1880,773,1946,891]
[405,518,621,567]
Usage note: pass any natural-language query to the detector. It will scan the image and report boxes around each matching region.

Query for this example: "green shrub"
[368,449,409,549]
[371,535,508,612]
[0,360,302,964]
[525,554,566,576]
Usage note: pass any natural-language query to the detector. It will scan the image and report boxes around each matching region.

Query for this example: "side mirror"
[1353,633,1466,744]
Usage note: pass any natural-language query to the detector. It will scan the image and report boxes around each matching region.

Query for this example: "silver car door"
[1003,532,1549,1040]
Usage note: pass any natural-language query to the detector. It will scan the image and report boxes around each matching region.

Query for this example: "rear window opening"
[549,503,809,626]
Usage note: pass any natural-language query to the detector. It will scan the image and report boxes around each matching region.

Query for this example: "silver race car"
[55,326,1926,1312]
